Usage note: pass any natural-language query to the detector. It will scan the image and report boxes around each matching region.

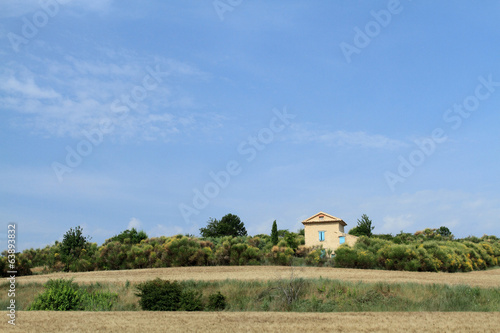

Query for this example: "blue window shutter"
[339,236,345,244]
[319,231,325,241]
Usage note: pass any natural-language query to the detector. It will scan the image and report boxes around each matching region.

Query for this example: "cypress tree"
[271,220,278,245]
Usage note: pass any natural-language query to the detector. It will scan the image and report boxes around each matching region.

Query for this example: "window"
[339,236,345,244]
[319,231,325,241]
[319,215,324,221]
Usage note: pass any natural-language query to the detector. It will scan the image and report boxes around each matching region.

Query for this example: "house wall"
[304,222,352,251]
[344,234,358,247]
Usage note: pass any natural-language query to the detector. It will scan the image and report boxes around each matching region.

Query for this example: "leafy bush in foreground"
[136,278,228,311]
[27,279,117,311]
[136,279,182,311]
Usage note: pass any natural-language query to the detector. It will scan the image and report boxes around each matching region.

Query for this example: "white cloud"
[0,76,60,99]
[288,124,407,150]
[0,51,216,140]
[127,217,142,230]
[0,0,115,18]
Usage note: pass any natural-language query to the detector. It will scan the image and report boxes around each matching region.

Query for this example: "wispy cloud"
[288,124,408,150]
[127,217,143,230]
[0,50,218,140]
[0,75,60,99]
[0,0,115,18]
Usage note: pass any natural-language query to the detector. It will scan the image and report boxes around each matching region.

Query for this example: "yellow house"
[302,211,358,252]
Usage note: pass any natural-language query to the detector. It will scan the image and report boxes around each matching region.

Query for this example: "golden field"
[17,265,500,288]
[5,266,499,332]
[2,311,499,333]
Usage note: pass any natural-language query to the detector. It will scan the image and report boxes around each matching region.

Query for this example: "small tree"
[437,226,453,238]
[105,228,148,245]
[271,220,279,245]
[200,214,247,238]
[284,231,299,250]
[60,226,91,271]
[348,214,374,237]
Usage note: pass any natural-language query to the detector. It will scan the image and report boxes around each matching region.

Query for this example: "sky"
[1,0,499,251]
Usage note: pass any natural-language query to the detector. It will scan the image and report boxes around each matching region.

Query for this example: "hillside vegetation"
[2,226,499,276]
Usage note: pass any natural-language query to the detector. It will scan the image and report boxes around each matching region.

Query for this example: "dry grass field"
[7,267,499,332]
[17,265,500,288]
[2,311,500,332]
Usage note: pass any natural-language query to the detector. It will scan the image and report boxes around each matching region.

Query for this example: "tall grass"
[4,278,499,312]
[202,279,500,312]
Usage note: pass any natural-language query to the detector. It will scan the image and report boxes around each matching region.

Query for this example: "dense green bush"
[27,279,117,311]
[207,291,227,311]
[28,279,84,311]
[136,278,207,311]
[180,289,204,311]
[136,279,182,311]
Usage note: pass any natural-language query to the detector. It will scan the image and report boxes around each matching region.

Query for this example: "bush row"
[6,232,500,275]
[334,235,500,272]
[14,233,331,274]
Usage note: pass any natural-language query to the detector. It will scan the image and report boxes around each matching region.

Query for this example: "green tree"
[60,226,91,271]
[271,220,279,245]
[284,231,299,250]
[348,214,374,237]
[200,214,247,238]
[437,226,453,238]
[104,228,148,245]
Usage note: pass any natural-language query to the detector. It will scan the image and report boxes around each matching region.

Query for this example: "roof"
[301,211,347,226]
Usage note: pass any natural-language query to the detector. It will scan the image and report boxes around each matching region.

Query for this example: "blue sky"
[1,0,499,251]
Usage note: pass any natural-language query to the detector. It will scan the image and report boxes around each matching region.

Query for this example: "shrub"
[83,290,118,311]
[27,279,118,311]
[136,279,205,311]
[180,289,204,311]
[207,291,227,311]
[136,279,182,311]
[334,246,378,269]
[28,279,84,311]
